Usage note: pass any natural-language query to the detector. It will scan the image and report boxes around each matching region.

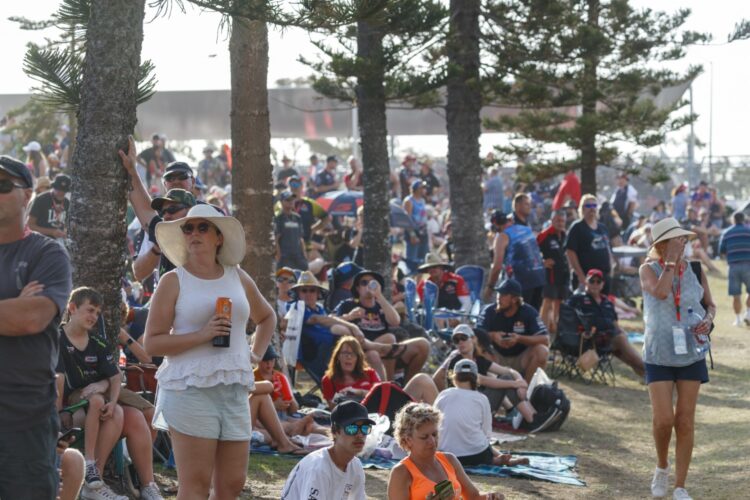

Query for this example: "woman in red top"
[321,336,380,408]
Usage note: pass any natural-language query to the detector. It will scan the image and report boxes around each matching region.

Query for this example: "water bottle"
[687,307,710,356]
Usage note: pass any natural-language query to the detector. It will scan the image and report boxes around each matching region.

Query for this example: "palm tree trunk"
[68,0,145,347]
[356,19,392,292]
[446,0,488,270]
[230,17,275,301]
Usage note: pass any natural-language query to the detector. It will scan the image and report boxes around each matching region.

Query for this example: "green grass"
[155,261,750,499]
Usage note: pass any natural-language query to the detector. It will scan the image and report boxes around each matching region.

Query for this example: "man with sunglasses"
[566,269,644,377]
[161,161,195,193]
[284,175,329,247]
[28,173,71,241]
[565,194,613,294]
[0,155,73,499]
[281,401,370,500]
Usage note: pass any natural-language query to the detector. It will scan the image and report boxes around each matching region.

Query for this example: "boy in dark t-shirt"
[56,287,124,495]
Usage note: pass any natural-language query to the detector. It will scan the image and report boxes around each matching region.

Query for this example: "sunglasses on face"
[276,276,294,284]
[160,204,188,216]
[452,334,469,343]
[587,278,603,284]
[359,279,373,287]
[165,172,191,182]
[180,222,212,235]
[583,203,598,209]
[289,181,302,188]
[343,423,372,436]
[297,288,318,294]
[0,179,27,194]
[338,350,357,359]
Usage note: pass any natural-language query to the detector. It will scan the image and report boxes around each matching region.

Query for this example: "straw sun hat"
[649,217,696,248]
[155,204,245,267]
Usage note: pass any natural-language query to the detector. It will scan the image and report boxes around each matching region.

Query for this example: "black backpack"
[530,381,571,432]
[362,382,414,434]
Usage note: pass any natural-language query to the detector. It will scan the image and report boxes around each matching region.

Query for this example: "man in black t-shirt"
[28,173,72,240]
[537,210,570,334]
[0,155,72,499]
[565,194,613,294]
[275,191,309,270]
[479,279,550,383]
[314,156,339,196]
[418,160,441,202]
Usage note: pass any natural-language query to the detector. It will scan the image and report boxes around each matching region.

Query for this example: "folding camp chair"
[404,278,417,324]
[549,303,616,386]
[289,330,335,399]
[455,265,485,306]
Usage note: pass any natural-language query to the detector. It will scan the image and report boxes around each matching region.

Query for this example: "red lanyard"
[660,260,684,321]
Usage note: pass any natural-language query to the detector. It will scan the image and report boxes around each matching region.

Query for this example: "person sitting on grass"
[435,359,531,467]
[281,401,371,499]
[387,402,504,500]
[432,325,554,432]
[56,287,126,500]
[321,336,438,409]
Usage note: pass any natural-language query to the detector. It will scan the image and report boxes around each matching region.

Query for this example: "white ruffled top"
[155,265,254,391]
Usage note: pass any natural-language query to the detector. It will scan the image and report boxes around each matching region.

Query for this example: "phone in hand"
[58,427,83,446]
[432,479,456,499]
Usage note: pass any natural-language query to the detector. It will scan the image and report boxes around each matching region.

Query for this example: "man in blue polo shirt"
[719,212,750,326]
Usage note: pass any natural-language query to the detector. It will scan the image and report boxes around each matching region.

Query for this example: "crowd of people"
[1,128,747,500]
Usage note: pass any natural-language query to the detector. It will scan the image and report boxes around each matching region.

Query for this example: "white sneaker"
[81,483,128,500]
[651,464,670,497]
[733,317,742,327]
[744,311,750,326]
[140,482,165,500]
[673,487,693,500]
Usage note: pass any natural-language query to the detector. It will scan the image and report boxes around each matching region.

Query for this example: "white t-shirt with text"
[281,447,366,500]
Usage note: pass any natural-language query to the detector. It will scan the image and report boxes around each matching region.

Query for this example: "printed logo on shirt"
[549,240,560,249]
[513,321,525,334]
[591,235,609,251]
[343,483,353,497]
[307,487,320,500]
[284,221,300,229]
[84,355,98,364]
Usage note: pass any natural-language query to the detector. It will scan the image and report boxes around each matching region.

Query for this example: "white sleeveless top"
[155,265,254,390]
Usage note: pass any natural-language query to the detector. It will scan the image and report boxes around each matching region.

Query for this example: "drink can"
[213,297,232,348]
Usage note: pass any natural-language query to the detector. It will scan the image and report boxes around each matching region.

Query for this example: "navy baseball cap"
[495,278,522,296]
[0,155,33,188]
[331,401,375,428]
[51,174,72,192]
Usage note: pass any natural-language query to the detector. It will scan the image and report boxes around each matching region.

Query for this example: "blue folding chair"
[456,265,485,305]
[405,278,417,324]
[421,280,438,332]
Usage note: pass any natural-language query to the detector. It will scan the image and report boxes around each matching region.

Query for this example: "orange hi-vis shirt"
[401,452,463,499]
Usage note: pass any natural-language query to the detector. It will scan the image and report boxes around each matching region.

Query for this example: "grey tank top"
[642,261,706,367]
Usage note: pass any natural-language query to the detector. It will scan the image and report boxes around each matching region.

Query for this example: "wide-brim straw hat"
[155,204,245,267]
[417,253,453,272]
[649,217,697,248]
[290,270,328,294]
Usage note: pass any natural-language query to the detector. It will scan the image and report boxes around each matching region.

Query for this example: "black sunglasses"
[358,279,373,287]
[180,222,212,235]
[0,179,27,194]
[583,203,598,209]
[587,278,603,284]
[452,334,469,342]
[160,204,188,216]
[165,172,191,182]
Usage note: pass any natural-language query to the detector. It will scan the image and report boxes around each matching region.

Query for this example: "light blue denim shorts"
[154,383,251,441]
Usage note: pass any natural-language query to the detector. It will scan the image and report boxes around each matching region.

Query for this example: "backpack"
[529,381,571,432]
[362,382,414,434]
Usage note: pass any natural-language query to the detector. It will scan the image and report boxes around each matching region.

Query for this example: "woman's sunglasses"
[343,423,372,436]
[160,204,188,216]
[180,222,212,235]
[452,334,469,343]
[0,179,27,194]
[276,276,294,284]
[587,278,603,284]
[583,203,598,209]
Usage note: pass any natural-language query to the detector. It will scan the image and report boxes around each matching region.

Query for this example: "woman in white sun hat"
[639,217,716,500]
[144,204,276,499]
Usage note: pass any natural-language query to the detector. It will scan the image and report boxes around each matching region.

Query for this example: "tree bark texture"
[68,0,145,347]
[356,19,392,291]
[579,0,600,195]
[230,18,275,302]
[445,0,488,271]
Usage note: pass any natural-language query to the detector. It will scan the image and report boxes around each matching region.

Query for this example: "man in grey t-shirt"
[0,155,72,500]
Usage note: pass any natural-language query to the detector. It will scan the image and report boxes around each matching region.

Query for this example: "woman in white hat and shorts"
[639,217,716,500]
[144,205,276,499]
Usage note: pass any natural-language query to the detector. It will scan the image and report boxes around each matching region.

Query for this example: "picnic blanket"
[361,451,584,486]
[627,331,645,344]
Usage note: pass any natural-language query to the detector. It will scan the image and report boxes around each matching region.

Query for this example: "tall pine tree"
[484,0,707,193]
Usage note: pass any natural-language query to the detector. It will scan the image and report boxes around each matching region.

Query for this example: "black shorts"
[543,283,569,300]
[0,407,59,500]
[457,445,493,467]
[645,359,709,384]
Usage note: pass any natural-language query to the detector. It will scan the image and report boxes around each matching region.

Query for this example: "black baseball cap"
[326,155,337,163]
[0,155,33,188]
[262,345,279,362]
[495,278,522,295]
[51,174,72,192]
[164,161,193,178]
[331,401,375,428]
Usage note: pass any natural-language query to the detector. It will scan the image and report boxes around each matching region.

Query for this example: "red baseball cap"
[586,269,604,280]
